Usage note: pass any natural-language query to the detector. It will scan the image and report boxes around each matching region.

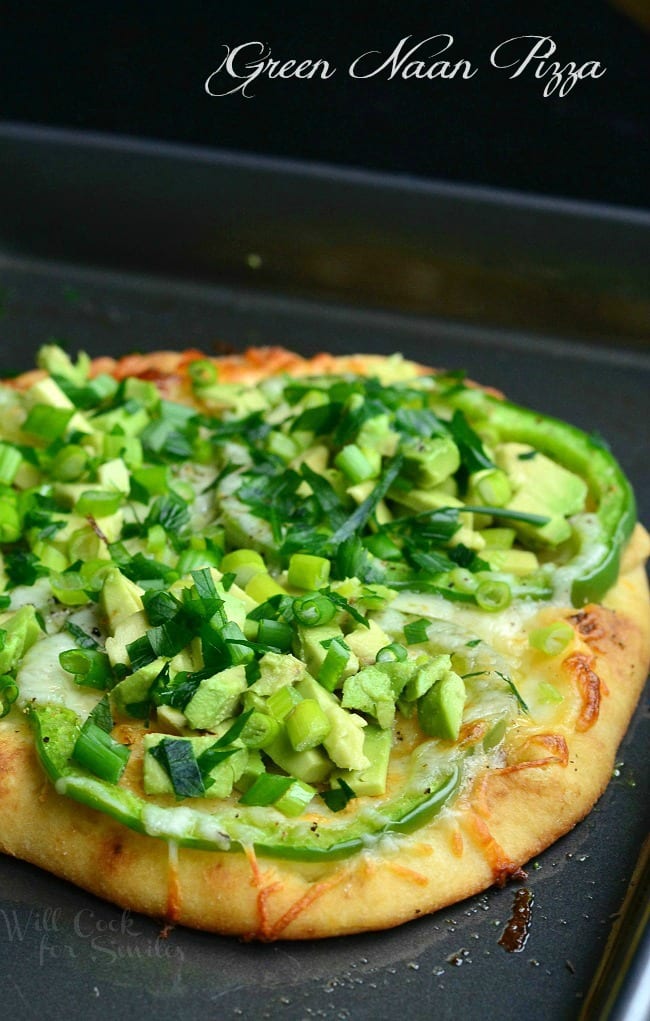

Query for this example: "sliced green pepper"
[447,389,636,606]
[29,704,461,861]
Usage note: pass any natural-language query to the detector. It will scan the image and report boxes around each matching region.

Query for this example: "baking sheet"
[0,127,649,1021]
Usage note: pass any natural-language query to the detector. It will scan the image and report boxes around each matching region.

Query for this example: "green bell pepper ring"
[447,389,636,606]
[29,704,461,862]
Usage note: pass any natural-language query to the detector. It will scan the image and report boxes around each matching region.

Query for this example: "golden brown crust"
[0,348,648,940]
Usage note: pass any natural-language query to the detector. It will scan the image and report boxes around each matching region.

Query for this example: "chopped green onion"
[131,465,169,497]
[363,532,402,560]
[148,738,205,798]
[287,553,331,591]
[475,579,512,612]
[64,620,101,649]
[256,618,294,652]
[126,634,157,671]
[59,648,113,689]
[321,778,357,813]
[317,637,350,691]
[538,681,564,704]
[274,778,317,817]
[267,685,303,721]
[404,618,430,645]
[75,490,123,517]
[528,621,574,656]
[0,500,21,543]
[239,711,281,749]
[239,773,293,807]
[469,468,512,507]
[0,443,23,485]
[334,444,376,484]
[72,720,130,783]
[87,695,114,733]
[239,773,316,816]
[51,444,88,481]
[220,548,266,587]
[189,359,218,387]
[23,405,74,441]
[495,671,529,713]
[293,593,336,628]
[462,505,551,527]
[376,642,408,663]
[0,675,19,718]
[286,698,331,751]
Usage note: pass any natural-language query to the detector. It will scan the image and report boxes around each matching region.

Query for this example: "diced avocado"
[479,527,516,549]
[345,619,393,666]
[331,725,392,797]
[156,705,189,734]
[264,730,332,784]
[401,435,460,488]
[417,671,466,741]
[111,659,166,715]
[0,605,43,673]
[402,654,452,702]
[104,610,149,666]
[92,405,150,437]
[219,495,274,555]
[503,490,572,546]
[183,665,247,730]
[170,640,202,675]
[295,624,359,680]
[341,666,397,730]
[291,442,329,478]
[496,443,588,515]
[97,457,131,494]
[495,442,588,547]
[483,549,539,576]
[142,733,248,799]
[100,569,144,632]
[251,651,306,696]
[389,486,473,528]
[24,377,92,434]
[296,673,369,771]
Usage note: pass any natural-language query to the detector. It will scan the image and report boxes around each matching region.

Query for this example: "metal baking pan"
[0,123,649,1021]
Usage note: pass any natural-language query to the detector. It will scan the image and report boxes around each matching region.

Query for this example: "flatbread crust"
[1,348,648,940]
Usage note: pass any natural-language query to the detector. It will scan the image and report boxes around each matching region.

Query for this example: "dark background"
[1,0,649,209]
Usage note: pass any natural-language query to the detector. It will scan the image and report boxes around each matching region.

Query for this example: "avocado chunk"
[183,665,247,730]
[341,660,416,729]
[100,569,144,632]
[105,610,150,667]
[417,670,466,741]
[345,619,393,666]
[297,673,369,771]
[111,659,166,716]
[264,729,332,785]
[330,725,392,797]
[251,651,306,696]
[401,434,461,488]
[495,442,588,547]
[402,654,452,702]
